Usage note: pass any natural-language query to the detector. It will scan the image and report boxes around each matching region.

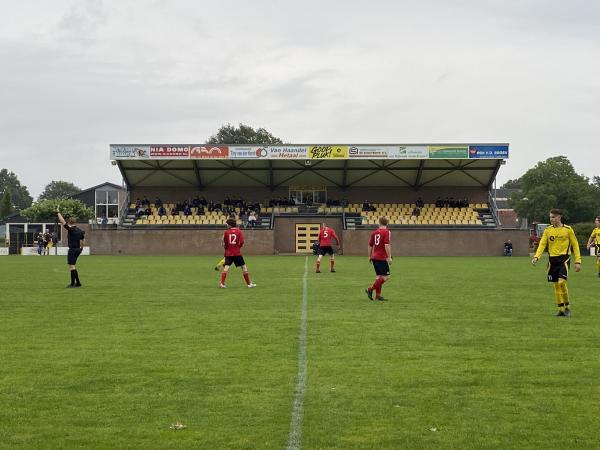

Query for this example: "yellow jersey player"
[532,209,581,317]
[586,216,600,278]
[214,257,225,271]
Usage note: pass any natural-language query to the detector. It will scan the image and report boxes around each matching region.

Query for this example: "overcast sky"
[1,0,598,198]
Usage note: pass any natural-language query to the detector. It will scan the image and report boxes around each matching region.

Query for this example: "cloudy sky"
[1,0,598,198]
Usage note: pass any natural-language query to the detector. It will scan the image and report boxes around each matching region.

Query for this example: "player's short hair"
[379,216,389,226]
[595,216,600,221]
[226,218,237,227]
[550,209,562,216]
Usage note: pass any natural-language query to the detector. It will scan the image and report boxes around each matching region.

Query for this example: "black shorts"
[372,259,390,276]
[319,246,334,256]
[67,248,82,265]
[224,256,246,267]
[547,255,570,282]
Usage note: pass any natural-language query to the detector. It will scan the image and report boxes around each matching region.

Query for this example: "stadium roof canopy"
[111,143,509,190]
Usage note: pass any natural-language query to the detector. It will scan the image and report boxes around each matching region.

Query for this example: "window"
[95,189,120,218]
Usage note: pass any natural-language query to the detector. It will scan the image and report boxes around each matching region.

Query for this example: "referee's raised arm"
[57,208,66,226]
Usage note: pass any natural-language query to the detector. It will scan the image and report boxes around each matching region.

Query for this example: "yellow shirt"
[590,227,600,244]
[534,224,581,263]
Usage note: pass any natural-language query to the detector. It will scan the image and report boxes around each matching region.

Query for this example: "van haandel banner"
[110,144,509,160]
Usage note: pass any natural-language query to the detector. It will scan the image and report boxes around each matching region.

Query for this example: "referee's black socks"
[70,269,81,286]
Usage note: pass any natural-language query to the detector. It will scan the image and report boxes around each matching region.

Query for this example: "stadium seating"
[346,203,485,226]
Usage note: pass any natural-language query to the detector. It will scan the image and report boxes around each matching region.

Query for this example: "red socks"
[371,276,386,296]
[243,271,251,285]
[330,259,335,270]
[220,272,227,285]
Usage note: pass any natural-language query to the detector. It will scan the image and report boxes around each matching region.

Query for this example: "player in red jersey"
[365,217,392,301]
[219,218,256,288]
[316,222,340,273]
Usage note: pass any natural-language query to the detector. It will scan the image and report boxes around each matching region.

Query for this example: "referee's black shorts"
[67,248,82,265]
[547,255,570,282]
[372,259,390,276]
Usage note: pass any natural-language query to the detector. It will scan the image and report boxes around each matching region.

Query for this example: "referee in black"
[57,209,85,288]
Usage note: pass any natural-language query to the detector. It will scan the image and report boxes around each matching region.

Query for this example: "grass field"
[1,254,599,449]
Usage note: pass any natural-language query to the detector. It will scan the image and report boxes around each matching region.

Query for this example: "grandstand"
[85,143,528,256]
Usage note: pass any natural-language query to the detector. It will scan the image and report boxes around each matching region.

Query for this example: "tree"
[21,199,94,223]
[206,123,284,145]
[0,188,13,219]
[0,169,33,210]
[509,156,599,223]
[38,181,81,201]
[500,178,522,189]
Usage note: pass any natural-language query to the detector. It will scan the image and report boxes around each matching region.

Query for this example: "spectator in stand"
[248,211,257,228]
[142,197,150,206]
[43,231,52,255]
[435,197,443,208]
[411,206,421,217]
[239,209,248,228]
[135,198,142,209]
[504,240,513,256]
[196,205,205,216]
[155,198,163,207]
[144,206,152,216]
[136,205,146,218]
[171,206,178,216]
[36,232,44,255]
[158,205,166,216]
[184,204,192,216]
[416,197,424,208]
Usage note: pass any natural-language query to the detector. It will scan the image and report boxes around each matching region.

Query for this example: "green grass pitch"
[1,255,599,449]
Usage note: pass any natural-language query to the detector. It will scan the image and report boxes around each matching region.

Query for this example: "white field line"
[286,256,309,450]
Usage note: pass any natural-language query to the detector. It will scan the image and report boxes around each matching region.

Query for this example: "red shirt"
[223,227,244,256]
[318,226,339,247]
[369,228,390,260]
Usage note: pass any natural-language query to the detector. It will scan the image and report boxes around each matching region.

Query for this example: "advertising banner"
[21,246,91,256]
[110,145,150,159]
[349,146,402,159]
[229,146,269,158]
[398,146,430,159]
[0,248,8,256]
[429,146,469,159]
[269,146,308,159]
[468,145,509,159]
[308,146,348,159]
[189,146,229,159]
[150,146,191,158]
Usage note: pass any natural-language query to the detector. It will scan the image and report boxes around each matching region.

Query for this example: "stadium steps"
[477,209,497,227]
[345,213,362,230]
[121,212,137,227]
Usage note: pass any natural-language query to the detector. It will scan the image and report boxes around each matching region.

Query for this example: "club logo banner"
[468,145,509,159]
[308,146,348,159]
[110,145,150,159]
[269,146,308,159]
[229,146,269,158]
[190,146,230,159]
[150,146,191,158]
[429,146,469,159]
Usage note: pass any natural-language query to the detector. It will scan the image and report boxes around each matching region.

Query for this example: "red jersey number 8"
[374,234,381,246]
[229,234,237,245]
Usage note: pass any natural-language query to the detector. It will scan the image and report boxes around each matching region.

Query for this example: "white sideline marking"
[286,256,309,450]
